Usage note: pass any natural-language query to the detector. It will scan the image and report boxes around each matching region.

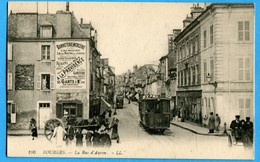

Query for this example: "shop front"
[176,90,202,124]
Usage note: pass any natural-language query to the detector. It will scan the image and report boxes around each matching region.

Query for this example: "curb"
[171,122,227,137]
[8,133,45,136]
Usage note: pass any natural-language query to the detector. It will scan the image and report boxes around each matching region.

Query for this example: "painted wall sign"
[55,41,87,89]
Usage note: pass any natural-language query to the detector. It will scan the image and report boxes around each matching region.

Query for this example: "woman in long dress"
[53,123,66,147]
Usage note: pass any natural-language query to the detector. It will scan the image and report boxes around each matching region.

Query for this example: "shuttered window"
[204,61,207,82]
[203,30,207,48]
[210,59,214,81]
[239,98,252,119]
[8,72,12,90]
[238,58,251,81]
[37,74,55,90]
[8,43,13,60]
[210,25,213,45]
[238,21,250,41]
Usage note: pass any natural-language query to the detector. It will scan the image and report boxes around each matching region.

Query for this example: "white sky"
[8,2,202,75]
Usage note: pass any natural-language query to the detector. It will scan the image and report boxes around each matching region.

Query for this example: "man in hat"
[230,115,242,142]
[208,112,215,133]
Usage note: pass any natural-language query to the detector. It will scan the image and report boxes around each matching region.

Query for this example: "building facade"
[7,8,103,129]
[174,3,254,126]
[198,3,254,126]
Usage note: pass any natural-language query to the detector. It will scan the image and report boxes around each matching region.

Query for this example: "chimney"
[66,2,69,11]
[80,18,83,25]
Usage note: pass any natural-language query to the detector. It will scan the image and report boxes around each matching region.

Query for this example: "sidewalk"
[8,129,45,136]
[131,100,227,137]
[171,119,227,136]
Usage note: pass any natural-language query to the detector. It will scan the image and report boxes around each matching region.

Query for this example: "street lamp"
[206,73,218,88]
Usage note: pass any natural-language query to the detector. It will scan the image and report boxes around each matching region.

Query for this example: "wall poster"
[55,41,87,89]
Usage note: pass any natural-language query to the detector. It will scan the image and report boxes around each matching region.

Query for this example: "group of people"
[52,117,120,148]
[207,112,221,133]
[230,115,253,148]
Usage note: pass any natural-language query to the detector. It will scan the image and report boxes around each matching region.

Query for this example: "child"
[31,124,38,140]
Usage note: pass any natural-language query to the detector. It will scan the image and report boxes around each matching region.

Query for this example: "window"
[56,102,83,118]
[195,65,199,84]
[239,98,251,119]
[238,21,250,41]
[210,25,213,45]
[203,30,207,48]
[63,103,77,116]
[188,68,191,85]
[7,72,12,90]
[183,44,186,58]
[41,45,50,60]
[37,74,54,90]
[41,26,52,38]
[210,58,214,81]
[204,61,207,82]
[192,39,196,55]
[184,70,186,86]
[195,35,199,53]
[193,66,196,85]
[39,103,50,108]
[7,102,16,124]
[238,58,251,81]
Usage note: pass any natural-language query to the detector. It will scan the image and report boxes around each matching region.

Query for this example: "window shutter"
[50,44,55,60]
[8,43,13,60]
[244,21,249,30]
[11,103,16,123]
[38,44,42,60]
[56,103,63,118]
[8,72,12,90]
[238,58,243,80]
[77,103,83,117]
[50,74,54,89]
[37,74,41,89]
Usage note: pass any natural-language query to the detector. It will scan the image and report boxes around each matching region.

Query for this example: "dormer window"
[40,26,53,38]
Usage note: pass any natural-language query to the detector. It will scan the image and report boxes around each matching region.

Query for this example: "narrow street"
[8,99,253,159]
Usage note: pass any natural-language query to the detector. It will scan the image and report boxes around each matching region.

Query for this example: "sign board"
[55,41,87,89]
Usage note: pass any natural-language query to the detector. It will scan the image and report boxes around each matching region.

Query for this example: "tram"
[139,98,171,134]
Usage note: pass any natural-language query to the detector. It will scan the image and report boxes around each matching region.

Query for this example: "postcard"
[7,2,254,159]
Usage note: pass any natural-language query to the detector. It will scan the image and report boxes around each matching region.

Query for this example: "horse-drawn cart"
[44,116,100,141]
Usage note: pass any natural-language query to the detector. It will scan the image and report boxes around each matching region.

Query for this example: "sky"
[8,2,201,75]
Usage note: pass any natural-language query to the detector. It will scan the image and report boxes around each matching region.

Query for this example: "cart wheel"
[44,118,64,141]
[228,133,233,147]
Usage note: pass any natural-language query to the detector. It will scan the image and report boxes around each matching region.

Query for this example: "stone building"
[174,3,254,126]
[7,6,103,129]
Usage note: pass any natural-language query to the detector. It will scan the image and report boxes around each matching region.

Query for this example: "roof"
[8,11,89,39]
[174,3,254,42]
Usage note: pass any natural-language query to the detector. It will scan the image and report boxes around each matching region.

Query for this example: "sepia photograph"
[6,1,254,159]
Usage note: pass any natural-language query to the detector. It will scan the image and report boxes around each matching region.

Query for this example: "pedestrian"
[75,128,83,147]
[208,112,215,133]
[85,130,93,147]
[230,115,242,141]
[215,114,221,132]
[65,124,75,146]
[31,124,38,140]
[108,108,112,117]
[53,122,66,147]
[92,130,101,147]
[100,130,111,147]
[110,118,120,143]
[242,117,253,149]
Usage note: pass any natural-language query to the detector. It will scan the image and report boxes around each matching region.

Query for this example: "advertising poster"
[55,41,87,89]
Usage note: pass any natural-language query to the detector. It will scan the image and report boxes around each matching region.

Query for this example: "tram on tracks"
[139,98,171,134]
